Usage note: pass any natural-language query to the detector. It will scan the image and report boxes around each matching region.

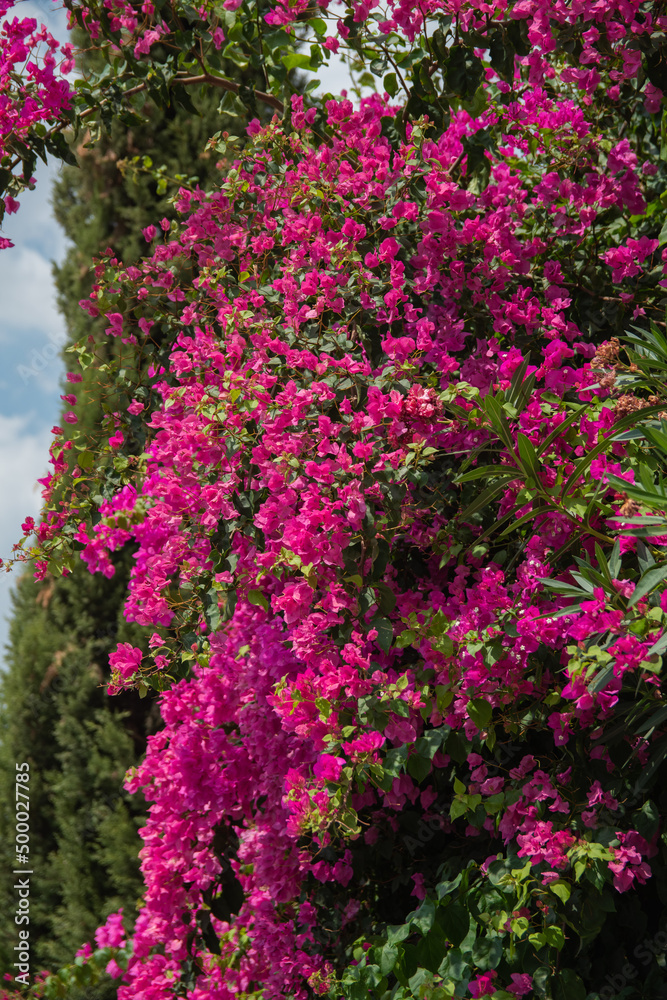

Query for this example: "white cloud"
[0,415,51,522]
[0,415,52,656]
[1,150,68,256]
[11,0,68,36]
[0,244,66,340]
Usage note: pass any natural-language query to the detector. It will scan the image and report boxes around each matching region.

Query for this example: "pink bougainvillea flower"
[108,644,142,680]
[313,754,344,782]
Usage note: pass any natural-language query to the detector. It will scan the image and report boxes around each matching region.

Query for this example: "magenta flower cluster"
[5,0,667,997]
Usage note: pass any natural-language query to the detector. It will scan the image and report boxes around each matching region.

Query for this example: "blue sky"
[0,0,353,662]
[0,1,70,660]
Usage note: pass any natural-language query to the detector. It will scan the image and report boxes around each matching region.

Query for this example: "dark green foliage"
[52,91,226,329]
[0,556,156,971]
[61,979,120,1000]
[0,39,252,980]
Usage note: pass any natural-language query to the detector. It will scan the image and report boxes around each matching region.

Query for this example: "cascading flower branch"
[0,0,74,236]
[7,1,667,999]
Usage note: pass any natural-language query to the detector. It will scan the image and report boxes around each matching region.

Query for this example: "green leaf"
[438,903,469,947]
[458,478,517,522]
[45,130,78,167]
[516,431,541,485]
[446,44,484,98]
[607,475,667,511]
[648,631,667,656]
[375,582,397,613]
[538,578,588,597]
[307,16,327,34]
[407,753,431,783]
[414,730,444,759]
[635,799,660,842]
[379,943,399,976]
[384,745,408,776]
[553,969,586,1000]
[396,628,417,648]
[544,925,565,949]
[415,921,448,974]
[247,589,269,611]
[633,734,667,793]
[471,934,502,969]
[505,353,534,412]
[437,946,467,980]
[221,589,237,622]
[386,923,411,946]
[563,403,665,496]
[457,465,517,483]
[407,967,431,993]
[281,52,314,71]
[638,540,656,575]
[589,663,614,694]
[315,697,331,719]
[467,697,492,729]
[634,704,667,735]
[450,799,467,821]
[488,25,515,80]
[435,874,462,899]
[628,562,667,607]
[205,587,222,629]
[496,504,551,539]
[372,615,393,651]
[643,421,667,454]
[411,900,435,935]
[483,394,517,454]
[536,405,584,458]
[383,72,398,97]
[569,570,595,593]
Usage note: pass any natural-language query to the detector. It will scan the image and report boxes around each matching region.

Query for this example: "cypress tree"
[0,43,259,975]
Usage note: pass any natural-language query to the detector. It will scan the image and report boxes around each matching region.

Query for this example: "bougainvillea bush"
[6,1,667,998]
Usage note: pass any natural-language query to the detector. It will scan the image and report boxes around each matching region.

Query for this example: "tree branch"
[2,69,284,177]
[173,72,284,113]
